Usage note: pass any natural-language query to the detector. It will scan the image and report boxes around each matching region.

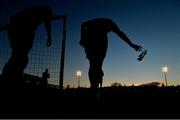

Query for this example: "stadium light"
[76,70,82,88]
[161,66,168,86]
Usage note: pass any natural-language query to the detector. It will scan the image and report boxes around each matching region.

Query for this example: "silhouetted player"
[42,68,50,88]
[2,5,53,84]
[80,18,143,89]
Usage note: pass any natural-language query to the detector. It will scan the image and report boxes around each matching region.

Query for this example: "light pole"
[76,70,82,88]
[161,66,168,86]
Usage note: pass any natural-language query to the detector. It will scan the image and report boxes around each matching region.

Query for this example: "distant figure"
[80,18,143,89]
[42,68,50,87]
[2,5,53,83]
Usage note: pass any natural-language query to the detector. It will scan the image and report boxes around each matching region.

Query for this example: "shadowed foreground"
[0,77,180,119]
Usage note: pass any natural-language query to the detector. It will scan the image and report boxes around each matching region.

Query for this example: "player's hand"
[131,44,143,52]
[47,38,51,47]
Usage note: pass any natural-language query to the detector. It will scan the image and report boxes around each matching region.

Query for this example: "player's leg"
[88,56,104,88]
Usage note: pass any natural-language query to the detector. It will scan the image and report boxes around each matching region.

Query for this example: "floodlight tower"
[76,70,82,88]
[161,66,168,86]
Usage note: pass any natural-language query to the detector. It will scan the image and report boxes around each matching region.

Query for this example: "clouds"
[137,81,163,87]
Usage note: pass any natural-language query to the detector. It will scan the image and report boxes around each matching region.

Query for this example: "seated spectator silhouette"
[2,5,53,86]
[80,18,143,89]
[42,68,50,88]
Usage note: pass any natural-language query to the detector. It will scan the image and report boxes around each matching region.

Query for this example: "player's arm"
[79,22,87,47]
[44,19,52,47]
[44,10,53,47]
[112,23,142,52]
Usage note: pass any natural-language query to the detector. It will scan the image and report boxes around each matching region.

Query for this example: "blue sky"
[0,0,180,87]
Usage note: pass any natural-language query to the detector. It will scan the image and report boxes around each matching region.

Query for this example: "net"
[0,15,67,87]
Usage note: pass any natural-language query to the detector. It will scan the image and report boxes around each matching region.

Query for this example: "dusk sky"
[0,0,180,87]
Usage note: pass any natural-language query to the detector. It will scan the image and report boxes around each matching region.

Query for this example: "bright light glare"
[76,71,82,76]
[162,66,168,73]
